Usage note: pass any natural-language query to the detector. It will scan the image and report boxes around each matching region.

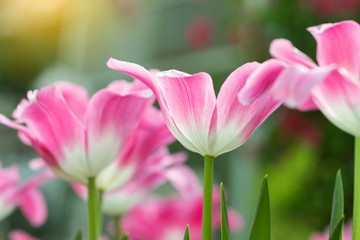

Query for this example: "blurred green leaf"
[221,183,230,240]
[183,225,190,240]
[249,175,271,240]
[329,215,345,240]
[73,229,82,240]
[328,170,344,240]
[121,234,128,240]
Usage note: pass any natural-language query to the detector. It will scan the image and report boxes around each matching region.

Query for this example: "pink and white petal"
[18,189,47,227]
[71,183,87,200]
[270,39,317,68]
[53,81,89,123]
[86,88,151,176]
[107,58,211,155]
[210,61,281,156]
[308,20,360,80]
[238,59,285,105]
[165,165,201,198]
[312,70,360,136]
[272,65,336,110]
[15,86,87,167]
[9,230,39,240]
[155,70,217,155]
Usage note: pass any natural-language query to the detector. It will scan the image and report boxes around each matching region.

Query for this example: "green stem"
[202,155,214,240]
[114,216,121,240]
[88,177,98,240]
[98,190,104,238]
[354,137,360,240]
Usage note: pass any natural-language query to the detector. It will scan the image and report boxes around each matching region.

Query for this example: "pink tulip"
[0,81,153,184]
[310,220,352,240]
[239,20,360,137]
[0,162,50,226]
[121,186,243,240]
[107,59,282,157]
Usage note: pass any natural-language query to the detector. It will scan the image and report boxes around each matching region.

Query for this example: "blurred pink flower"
[300,0,360,16]
[186,16,213,51]
[310,220,352,240]
[239,20,360,137]
[0,162,50,226]
[9,230,39,240]
[107,59,283,157]
[121,187,243,240]
[0,81,153,184]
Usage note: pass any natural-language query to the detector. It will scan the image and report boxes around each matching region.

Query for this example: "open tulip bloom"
[0,80,154,240]
[239,20,360,239]
[107,58,283,239]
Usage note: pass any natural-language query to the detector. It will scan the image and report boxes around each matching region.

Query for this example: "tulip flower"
[121,186,243,240]
[0,81,153,240]
[0,162,50,227]
[0,81,153,184]
[107,58,282,239]
[239,20,360,240]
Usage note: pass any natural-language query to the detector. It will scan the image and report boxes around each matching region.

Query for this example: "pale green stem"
[114,216,121,240]
[354,137,360,240]
[202,155,215,240]
[88,177,98,240]
[98,190,104,238]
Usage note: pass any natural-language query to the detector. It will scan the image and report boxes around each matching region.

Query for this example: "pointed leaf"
[329,170,344,237]
[221,183,230,240]
[121,234,128,240]
[329,215,345,240]
[183,225,190,240]
[248,175,271,240]
[73,229,82,240]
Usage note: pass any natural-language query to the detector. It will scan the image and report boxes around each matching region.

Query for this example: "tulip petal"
[308,20,360,81]
[155,70,217,155]
[312,70,360,136]
[210,62,281,156]
[270,39,317,68]
[272,64,336,110]
[18,189,47,227]
[238,59,285,105]
[85,88,151,176]
[9,230,39,240]
[165,165,201,198]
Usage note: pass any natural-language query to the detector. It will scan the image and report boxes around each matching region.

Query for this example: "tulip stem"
[202,155,214,240]
[98,190,104,238]
[354,137,360,240]
[114,215,121,240]
[88,177,98,240]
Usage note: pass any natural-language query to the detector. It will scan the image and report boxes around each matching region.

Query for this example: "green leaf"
[328,170,344,240]
[248,175,271,240]
[73,229,82,240]
[121,234,128,240]
[183,225,190,240]
[329,215,345,240]
[221,183,230,240]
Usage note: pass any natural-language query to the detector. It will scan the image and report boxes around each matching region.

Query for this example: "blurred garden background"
[0,0,360,239]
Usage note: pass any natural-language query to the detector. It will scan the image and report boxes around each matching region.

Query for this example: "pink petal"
[18,189,47,227]
[270,39,317,68]
[9,230,39,240]
[52,81,89,123]
[272,64,336,111]
[155,70,217,155]
[308,20,360,80]
[14,85,86,166]
[238,59,285,105]
[312,70,360,136]
[210,61,281,156]
[165,165,201,198]
[86,87,152,175]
